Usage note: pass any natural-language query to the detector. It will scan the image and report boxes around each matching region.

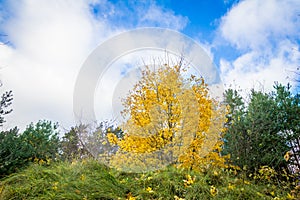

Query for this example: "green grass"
[0,159,297,200]
[0,159,126,199]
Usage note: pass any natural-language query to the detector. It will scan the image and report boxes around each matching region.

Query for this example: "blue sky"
[0,0,299,130]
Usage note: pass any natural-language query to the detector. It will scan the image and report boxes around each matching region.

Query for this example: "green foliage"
[223,84,300,173]
[0,120,60,177]
[20,120,60,161]
[273,84,300,173]
[0,127,22,176]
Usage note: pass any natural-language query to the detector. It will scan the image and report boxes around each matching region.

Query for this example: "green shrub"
[0,120,60,177]
[20,120,60,162]
[223,84,299,173]
[0,127,23,176]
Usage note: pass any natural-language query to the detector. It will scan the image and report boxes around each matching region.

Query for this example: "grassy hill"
[0,158,297,200]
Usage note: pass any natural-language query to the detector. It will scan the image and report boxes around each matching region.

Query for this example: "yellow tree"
[106,62,229,172]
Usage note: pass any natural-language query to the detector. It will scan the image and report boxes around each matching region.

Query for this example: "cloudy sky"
[0,0,299,131]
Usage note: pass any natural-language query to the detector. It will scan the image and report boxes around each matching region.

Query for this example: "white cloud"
[220,0,299,50]
[0,0,189,130]
[0,1,102,130]
[220,45,296,91]
[138,3,189,31]
[218,0,300,93]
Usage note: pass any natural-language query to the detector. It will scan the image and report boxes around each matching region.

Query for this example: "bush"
[223,84,299,173]
[20,120,60,162]
[0,120,60,177]
[0,127,22,176]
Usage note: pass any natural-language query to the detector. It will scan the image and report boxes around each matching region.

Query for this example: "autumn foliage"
[103,63,229,172]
